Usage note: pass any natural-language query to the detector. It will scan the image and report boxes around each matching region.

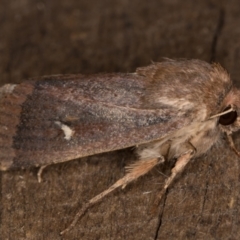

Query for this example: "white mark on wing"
[55,121,74,140]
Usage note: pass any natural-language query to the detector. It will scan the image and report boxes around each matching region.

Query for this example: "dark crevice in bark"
[200,182,209,214]
[194,162,211,234]
[154,189,168,240]
[210,8,225,62]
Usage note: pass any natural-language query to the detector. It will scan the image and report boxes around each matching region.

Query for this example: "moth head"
[218,106,239,133]
[213,89,240,156]
[217,89,240,134]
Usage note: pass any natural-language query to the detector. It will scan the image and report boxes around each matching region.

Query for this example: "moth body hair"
[152,97,194,111]
[136,118,219,161]
[0,84,17,96]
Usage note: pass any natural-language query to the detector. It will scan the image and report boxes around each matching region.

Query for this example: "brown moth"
[1,59,240,234]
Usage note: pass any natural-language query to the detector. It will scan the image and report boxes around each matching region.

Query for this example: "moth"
[1,59,240,234]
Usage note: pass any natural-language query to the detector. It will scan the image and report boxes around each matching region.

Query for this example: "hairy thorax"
[136,118,220,162]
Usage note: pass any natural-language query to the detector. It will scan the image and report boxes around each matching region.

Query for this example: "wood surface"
[1,0,240,239]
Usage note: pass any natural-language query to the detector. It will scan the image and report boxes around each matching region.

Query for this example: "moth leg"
[226,134,240,157]
[37,165,48,183]
[153,145,195,208]
[60,157,163,235]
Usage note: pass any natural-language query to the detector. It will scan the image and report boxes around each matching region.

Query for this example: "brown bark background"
[1,0,240,239]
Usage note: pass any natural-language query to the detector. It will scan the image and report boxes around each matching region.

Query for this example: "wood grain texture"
[0,0,240,239]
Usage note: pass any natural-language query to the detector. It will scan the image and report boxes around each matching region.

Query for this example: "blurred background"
[1,1,240,239]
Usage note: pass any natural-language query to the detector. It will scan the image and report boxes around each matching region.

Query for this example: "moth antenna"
[210,106,235,119]
[152,151,193,211]
[60,158,161,235]
[226,134,240,157]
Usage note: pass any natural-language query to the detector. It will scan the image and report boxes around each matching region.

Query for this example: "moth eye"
[219,106,237,125]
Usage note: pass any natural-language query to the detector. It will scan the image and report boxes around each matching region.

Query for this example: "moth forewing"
[0,73,189,170]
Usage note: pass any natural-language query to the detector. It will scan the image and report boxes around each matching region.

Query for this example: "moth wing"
[0,73,191,170]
